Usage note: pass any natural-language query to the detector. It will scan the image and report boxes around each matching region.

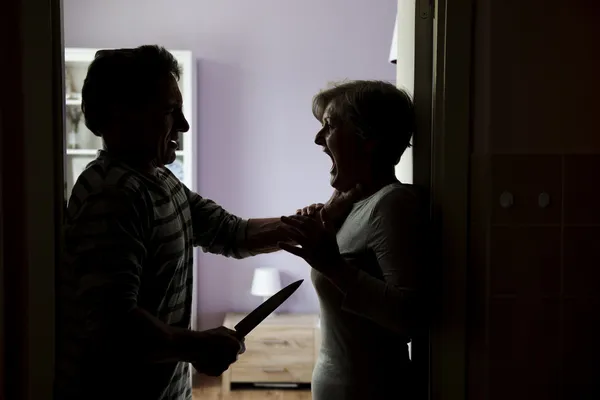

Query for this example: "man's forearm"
[120,307,200,364]
[243,218,295,254]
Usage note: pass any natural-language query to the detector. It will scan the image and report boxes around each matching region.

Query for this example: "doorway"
[1,0,463,399]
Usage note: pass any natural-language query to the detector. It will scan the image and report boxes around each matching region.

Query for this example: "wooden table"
[221,313,320,395]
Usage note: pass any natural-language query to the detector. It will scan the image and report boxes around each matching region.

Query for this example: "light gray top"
[311,182,427,396]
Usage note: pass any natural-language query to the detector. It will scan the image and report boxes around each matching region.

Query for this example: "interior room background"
[63,0,403,330]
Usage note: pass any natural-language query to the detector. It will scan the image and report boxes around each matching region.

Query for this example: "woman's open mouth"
[323,148,336,174]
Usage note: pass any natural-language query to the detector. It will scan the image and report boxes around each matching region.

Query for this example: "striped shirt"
[55,150,249,400]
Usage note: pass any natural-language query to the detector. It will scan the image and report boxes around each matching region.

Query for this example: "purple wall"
[63,0,397,329]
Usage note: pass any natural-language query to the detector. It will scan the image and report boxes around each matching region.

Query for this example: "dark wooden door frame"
[412,0,434,399]
[0,0,65,399]
[422,0,473,399]
[0,0,26,396]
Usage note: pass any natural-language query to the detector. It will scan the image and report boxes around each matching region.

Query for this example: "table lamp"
[251,267,282,305]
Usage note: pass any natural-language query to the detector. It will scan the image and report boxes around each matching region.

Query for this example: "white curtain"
[389,12,398,64]
[390,0,416,184]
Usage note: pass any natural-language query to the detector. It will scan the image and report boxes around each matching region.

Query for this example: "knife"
[234,279,303,337]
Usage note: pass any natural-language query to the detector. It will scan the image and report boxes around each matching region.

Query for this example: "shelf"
[66,98,82,106]
[65,149,185,157]
[66,149,97,156]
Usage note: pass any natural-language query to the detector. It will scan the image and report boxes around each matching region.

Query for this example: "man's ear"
[105,103,124,125]
[113,105,142,127]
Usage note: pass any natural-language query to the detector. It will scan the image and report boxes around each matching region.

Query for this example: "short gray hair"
[312,80,414,166]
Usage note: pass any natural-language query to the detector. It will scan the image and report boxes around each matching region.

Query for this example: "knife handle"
[262,367,287,373]
[261,339,289,345]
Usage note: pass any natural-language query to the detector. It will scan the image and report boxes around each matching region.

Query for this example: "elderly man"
[54,45,356,400]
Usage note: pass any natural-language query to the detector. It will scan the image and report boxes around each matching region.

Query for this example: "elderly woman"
[278,80,428,399]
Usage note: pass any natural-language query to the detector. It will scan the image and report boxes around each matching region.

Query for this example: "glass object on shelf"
[66,104,83,149]
[67,133,78,149]
[65,60,89,100]
[65,66,75,100]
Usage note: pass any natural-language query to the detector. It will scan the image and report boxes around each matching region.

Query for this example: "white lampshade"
[251,267,282,298]
[389,12,398,64]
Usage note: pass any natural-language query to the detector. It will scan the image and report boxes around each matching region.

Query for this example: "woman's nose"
[314,129,325,145]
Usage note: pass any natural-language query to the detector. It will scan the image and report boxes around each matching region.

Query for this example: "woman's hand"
[277,209,343,275]
[322,184,363,222]
[295,184,363,224]
[296,203,324,217]
[277,209,359,294]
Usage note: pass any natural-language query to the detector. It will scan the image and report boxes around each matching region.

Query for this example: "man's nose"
[178,115,190,133]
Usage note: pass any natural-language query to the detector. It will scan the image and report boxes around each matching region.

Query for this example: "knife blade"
[234,279,303,337]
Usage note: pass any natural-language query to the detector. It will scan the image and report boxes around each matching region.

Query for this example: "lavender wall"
[63,0,397,329]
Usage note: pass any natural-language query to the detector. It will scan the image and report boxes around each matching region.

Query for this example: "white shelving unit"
[63,47,196,198]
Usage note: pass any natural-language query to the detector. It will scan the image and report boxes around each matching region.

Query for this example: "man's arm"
[185,186,360,257]
[244,218,293,254]
[185,188,294,257]
[127,308,207,363]
[65,186,204,363]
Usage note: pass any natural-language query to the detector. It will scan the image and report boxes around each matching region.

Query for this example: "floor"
[192,374,312,400]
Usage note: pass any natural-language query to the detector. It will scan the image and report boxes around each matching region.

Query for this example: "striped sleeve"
[65,185,148,324]
[184,186,250,259]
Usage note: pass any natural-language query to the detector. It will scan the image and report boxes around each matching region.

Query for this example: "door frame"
[425,0,473,399]
[1,0,65,399]
[411,0,434,398]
